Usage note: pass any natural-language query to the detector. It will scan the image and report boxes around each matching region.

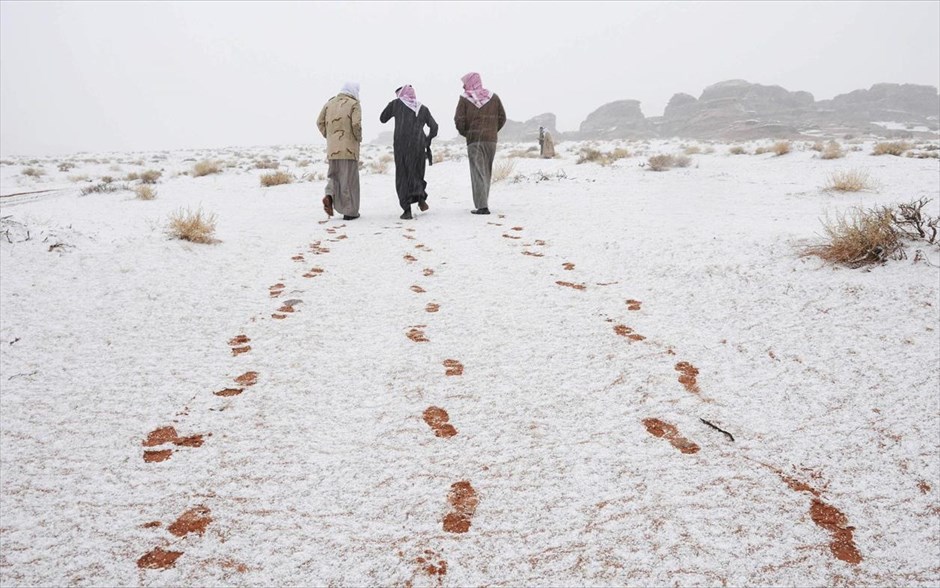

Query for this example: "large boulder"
[816,83,939,128]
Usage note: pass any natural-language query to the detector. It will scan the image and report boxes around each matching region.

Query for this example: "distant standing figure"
[539,126,555,159]
[317,82,362,220]
[454,72,506,215]
[380,85,439,220]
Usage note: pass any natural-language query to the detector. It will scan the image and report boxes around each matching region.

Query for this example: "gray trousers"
[467,142,497,210]
[324,159,360,217]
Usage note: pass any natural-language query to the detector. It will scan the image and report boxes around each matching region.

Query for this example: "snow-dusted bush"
[260,171,292,187]
[492,159,516,182]
[134,185,156,200]
[824,169,872,192]
[647,154,675,171]
[192,160,222,177]
[872,141,911,156]
[139,170,162,184]
[772,141,791,156]
[167,207,218,244]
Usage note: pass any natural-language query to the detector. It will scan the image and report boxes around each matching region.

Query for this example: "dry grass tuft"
[647,154,676,171]
[58,162,76,172]
[254,159,279,169]
[192,160,222,177]
[167,207,218,244]
[22,167,45,177]
[683,145,702,155]
[673,154,692,168]
[824,169,873,192]
[577,147,630,166]
[139,170,162,184]
[772,141,791,156]
[820,141,845,160]
[729,146,747,155]
[805,207,899,266]
[68,174,90,183]
[872,141,912,156]
[492,159,517,182]
[260,171,293,187]
[135,185,157,200]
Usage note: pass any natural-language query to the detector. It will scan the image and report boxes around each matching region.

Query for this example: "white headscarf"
[340,81,360,100]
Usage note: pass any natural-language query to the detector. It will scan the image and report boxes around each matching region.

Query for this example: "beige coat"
[317,93,362,160]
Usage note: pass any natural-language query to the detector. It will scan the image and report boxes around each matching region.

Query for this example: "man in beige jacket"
[317,82,362,220]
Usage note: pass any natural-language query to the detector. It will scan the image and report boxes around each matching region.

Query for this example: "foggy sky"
[1,1,938,156]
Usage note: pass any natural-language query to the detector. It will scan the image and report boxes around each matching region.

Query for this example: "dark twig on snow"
[8,370,38,381]
[700,418,735,442]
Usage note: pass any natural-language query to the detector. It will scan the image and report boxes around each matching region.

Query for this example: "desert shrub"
[609,148,631,161]
[805,206,899,266]
[872,141,912,156]
[80,182,129,196]
[772,141,791,156]
[824,169,873,192]
[492,159,517,182]
[647,154,676,171]
[729,146,747,155]
[134,185,156,200]
[673,155,692,168]
[820,141,845,160]
[167,207,218,244]
[906,151,940,159]
[139,170,162,184]
[754,146,771,155]
[58,162,76,172]
[254,159,279,169]
[68,174,90,183]
[22,167,45,177]
[125,172,140,181]
[810,141,825,152]
[893,198,938,245]
[192,160,222,177]
[260,171,292,187]
[577,148,605,164]
[683,145,702,155]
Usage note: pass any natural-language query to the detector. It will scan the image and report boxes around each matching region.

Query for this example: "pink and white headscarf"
[396,84,421,115]
[461,72,492,108]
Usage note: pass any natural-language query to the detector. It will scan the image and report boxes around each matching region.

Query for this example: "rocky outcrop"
[816,83,940,129]
[576,100,655,139]
[499,113,558,143]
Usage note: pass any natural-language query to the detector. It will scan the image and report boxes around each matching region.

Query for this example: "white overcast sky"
[1,1,938,155]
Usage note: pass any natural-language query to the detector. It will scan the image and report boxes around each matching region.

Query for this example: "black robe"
[380,100,438,210]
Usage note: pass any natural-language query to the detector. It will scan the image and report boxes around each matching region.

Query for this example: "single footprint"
[423,268,435,277]
[511,226,523,231]
[137,547,183,570]
[407,327,429,342]
[556,281,586,291]
[404,254,417,263]
[675,362,700,393]
[234,371,258,386]
[168,506,212,537]
[562,262,575,270]
[443,481,479,533]
[642,418,700,454]
[502,233,521,240]
[410,285,426,293]
[626,299,642,311]
[291,254,305,262]
[425,302,441,313]
[522,251,544,257]
[613,324,646,342]
[423,406,458,438]
[214,388,243,397]
[443,359,464,376]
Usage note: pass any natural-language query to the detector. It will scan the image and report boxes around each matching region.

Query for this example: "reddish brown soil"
[144,449,172,463]
[642,418,700,454]
[168,506,212,537]
[143,427,179,447]
[416,550,447,579]
[336,234,348,240]
[269,283,285,290]
[228,335,250,346]
[271,314,287,320]
[443,359,464,376]
[534,239,546,246]
[423,268,435,276]
[310,244,331,254]
[443,481,478,533]
[137,548,183,570]
[276,305,295,313]
[628,334,646,341]
[173,435,204,448]
[562,263,575,270]
[781,476,821,497]
[403,234,416,240]
[307,267,324,274]
[511,226,523,231]
[410,285,426,293]
[522,251,544,257]
[626,299,642,311]
[231,345,252,355]
[810,499,862,564]
[919,481,931,494]
[675,362,701,394]
[291,255,304,261]
[425,303,440,313]
[403,254,417,262]
[556,281,586,290]
[502,234,521,240]
[142,521,162,528]
[407,328,429,343]
[234,371,258,386]
[269,290,283,297]
[214,388,243,397]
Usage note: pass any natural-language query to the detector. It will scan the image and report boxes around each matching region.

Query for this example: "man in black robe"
[380,85,439,220]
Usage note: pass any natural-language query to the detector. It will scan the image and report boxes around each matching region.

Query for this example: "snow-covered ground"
[1,139,938,586]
